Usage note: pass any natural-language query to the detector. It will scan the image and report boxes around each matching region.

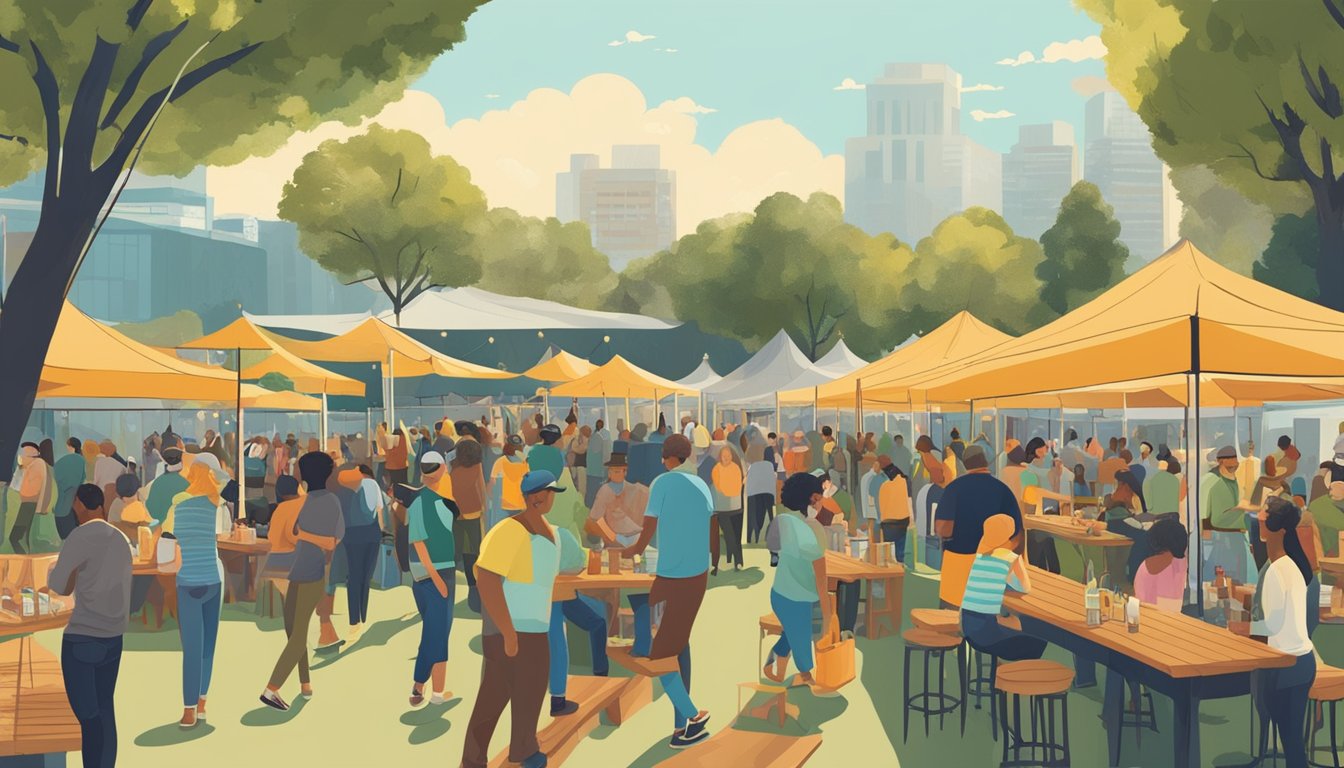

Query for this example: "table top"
[216,536,271,554]
[553,571,655,601]
[132,560,167,576]
[0,612,70,639]
[1320,556,1344,576]
[1004,567,1292,679]
[1024,514,1134,548]
[824,550,905,583]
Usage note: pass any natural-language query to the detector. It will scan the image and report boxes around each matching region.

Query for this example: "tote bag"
[813,621,855,690]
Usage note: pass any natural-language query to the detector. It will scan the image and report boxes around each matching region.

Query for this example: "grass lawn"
[23,545,1344,767]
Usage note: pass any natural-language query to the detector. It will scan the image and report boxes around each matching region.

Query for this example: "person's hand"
[503,630,519,657]
[432,574,449,599]
[620,545,640,559]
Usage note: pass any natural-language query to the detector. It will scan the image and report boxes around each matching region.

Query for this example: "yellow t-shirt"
[878,476,912,522]
[492,459,527,511]
[117,499,153,526]
[477,516,536,583]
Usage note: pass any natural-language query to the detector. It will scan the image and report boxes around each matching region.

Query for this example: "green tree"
[0,0,488,482]
[279,126,487,325]
[1173,166,1275,276]
[1079,0,1344,308]
[256,372,295,392]
[115,309,203,348]
[640,192,913,360]
[901,207,1052,336]
[1036,182,1129,315]
[469,208,618,310]
[1254,214,1321,301]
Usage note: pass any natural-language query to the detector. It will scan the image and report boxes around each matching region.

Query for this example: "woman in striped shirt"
[169,462,224,728]
[958,514,1047,661]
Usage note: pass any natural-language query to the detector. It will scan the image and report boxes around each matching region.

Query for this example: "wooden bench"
[606,644,679,677]
[910,608,960,635]
[488,675,626,768]
[604,675,652,726]
[0,642,80,759]
[659,729,823,767]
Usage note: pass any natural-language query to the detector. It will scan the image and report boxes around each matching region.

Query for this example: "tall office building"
[843,64,1002,242]
[1083,92,1180,266]
[1003,122,1079,238]
[555,145,676,270]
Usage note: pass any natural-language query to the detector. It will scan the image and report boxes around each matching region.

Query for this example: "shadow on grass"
[133,721,217,746]
[240,695,308,727]
[707,567,765,591]
[469,634,483,657]
[311,615,418,671]
[399,697,461,744]
[121,627,186,653]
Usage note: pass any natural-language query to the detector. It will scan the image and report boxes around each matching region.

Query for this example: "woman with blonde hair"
[959,514,1045,661]
[168,462,224,728]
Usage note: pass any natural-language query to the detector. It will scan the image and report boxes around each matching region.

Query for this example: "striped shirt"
[173,496,221,587]
[960,550,1024,616]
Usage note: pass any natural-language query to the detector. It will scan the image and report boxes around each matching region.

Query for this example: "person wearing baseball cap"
[527,425,566,481]
[1204,445,1258,584]
[462,470,562,768]
[404,450,459,708]
[621,434,714,749]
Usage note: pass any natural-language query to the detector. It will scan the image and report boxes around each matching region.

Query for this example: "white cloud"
[484,93,501,99]
[607,40,624,47]
[624,30,656,43]
[998,35,1106,67]
[996,51,1035,67]
[970,109,1015,122]
[833,77,865,91]
[660,96,716,115]
[960,83,1004,93]
[654,47,678,54]
[207,74,842,239]
[1042,35,1106,63]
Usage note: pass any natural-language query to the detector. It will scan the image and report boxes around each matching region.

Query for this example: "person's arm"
[47,548,80,597]
[476,569,517,656]
[812,556,834,631]
[622,480,662,557]
[414,540,448,598]
[934,484,955,538]
[1260,566,1286,638]
[1007,553,1031,593]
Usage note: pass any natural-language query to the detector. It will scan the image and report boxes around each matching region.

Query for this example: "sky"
[209,0,1109,235]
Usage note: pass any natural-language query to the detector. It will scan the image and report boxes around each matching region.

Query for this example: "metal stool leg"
[938,648,947,731]
[924,648,932,738]
[903,645,912,743]
[958,641,968,736]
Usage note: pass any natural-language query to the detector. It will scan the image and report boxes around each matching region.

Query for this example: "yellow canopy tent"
[240,345,364,397]
[239,384,322,412]
[179,316,279,352]
[779,311,1013,408]
[551,356,697,428]
[38,302,237,401]
[265,316,515,432]
[523,350,596,383]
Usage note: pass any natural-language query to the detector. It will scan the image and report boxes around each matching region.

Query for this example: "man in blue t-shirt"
[934,445,1023,609]
[623,434,714,750]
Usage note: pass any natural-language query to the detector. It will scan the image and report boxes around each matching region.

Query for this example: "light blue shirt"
[645,465,713,578]
[408,492,455,581]
[501,530,560,633]
[173,496,222,587]
[772,513,823,602]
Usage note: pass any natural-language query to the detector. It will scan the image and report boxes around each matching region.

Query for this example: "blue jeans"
[411,569,454,684]
[1256,651,1315,768]
[548,594,610,696]
[627,592,654,657]
[177,582,221,707]
[961,610,1046,662]
[659,649,696,729]
[880,520,909,564]
[343,523,381,625]
[62,634,122,768]
[769,591,817,672]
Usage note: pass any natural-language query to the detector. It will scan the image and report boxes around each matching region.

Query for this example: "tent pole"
[321,393,328,447]
[674,392,679,430]
[1187,373,1202,615]
[544,389,550,426]
[235,347,243,487]
[388,351,396,436]
[625,397,631,433]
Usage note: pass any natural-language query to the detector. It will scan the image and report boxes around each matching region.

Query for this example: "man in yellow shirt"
[875,455,912,564]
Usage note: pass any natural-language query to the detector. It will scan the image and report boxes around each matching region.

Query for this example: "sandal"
[409,686,426,707]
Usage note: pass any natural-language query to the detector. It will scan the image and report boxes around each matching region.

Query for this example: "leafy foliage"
[1037,182,1129,316]
[257,372,296,392]
[114,310,203,348]
[1254,214,1320,302]
[278,126,486,322]
[469,207,618,310]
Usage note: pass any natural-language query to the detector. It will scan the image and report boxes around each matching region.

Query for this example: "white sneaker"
[430,692,449,705]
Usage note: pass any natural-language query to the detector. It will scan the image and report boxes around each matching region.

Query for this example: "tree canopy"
[1036,181,1129,316]
[637,192,914,360]
[1254,214,1320,301]
[1078,0,1344,308]
[900,207,1053,336]
[469,207,619,311]
[278,126,486,323]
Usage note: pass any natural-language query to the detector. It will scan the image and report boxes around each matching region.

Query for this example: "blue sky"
[415,0,1107,155]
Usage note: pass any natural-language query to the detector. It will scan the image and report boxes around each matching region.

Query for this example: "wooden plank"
[603,675,653,725]
[606,644,679,677]
[660,730,823,768]
[0,642,79,758]
[1005,567,1292,678]
[1023,515,1133,547]
[487,675,627,768]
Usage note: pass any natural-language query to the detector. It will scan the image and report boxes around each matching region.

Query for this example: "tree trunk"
[0,194,107,483]
[1314,190,1344,312]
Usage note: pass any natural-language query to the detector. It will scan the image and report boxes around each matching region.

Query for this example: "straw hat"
[976,514,1017,555]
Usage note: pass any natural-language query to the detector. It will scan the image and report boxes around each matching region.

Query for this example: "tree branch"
[0,134,28,146]
[101,20,188,131]
[349,226,397,307]
[1325,0,1344,31]
[1232,142,1297,183]
[101,39,262,176]
[1299,52,1343,119]
[66,36,122,178]
[390,167,404,207]
[1257,92,1318,184]
[29,42,62,207]
[0,33,18,54]
[127,0,155,30]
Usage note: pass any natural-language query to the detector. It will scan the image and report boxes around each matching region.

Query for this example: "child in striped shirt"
[958,514,1047,662]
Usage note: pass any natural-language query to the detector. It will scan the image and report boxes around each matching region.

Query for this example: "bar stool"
[1120,685,1158,746]
[1308,664,1344,768]
[967,615,1020,741]
[902,628,966,741]
[995,659,1073,767]
[911,608,961,635]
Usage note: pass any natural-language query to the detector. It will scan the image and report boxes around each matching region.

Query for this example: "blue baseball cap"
[520,470,565,496]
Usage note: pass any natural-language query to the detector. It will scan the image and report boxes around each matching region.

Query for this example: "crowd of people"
[23,408,1344,768]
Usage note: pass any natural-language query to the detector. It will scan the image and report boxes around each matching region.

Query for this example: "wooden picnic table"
[1023,514,1133,548]
[1004,566,1292,768]
[823,551,904,639]
[216,536,271,603]
[553,572,654,602]
[0,637,80,758]
[1321,556,1344,576]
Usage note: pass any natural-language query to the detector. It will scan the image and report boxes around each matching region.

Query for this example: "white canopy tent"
[379,287,680,331]
[673,354,724,426]
[812,339,867,377]
[705,330,834,411]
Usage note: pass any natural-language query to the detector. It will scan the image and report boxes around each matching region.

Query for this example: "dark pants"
[394,518,410,573]
[56,512,79,540]
[880,520,910,564]
[715,511,744,567]
[463,632,549,767]
[1256,651,1315,768]
[961,610,1047,661]
[411,569,454,684]
[9,501,36,553]
[747,493,774,543]
[387,467,408,486]
[343,523,381,625]
[1027,531,1061,574]
[62,634,122,768]
[836,581,860,634]
[549,594,610,696]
